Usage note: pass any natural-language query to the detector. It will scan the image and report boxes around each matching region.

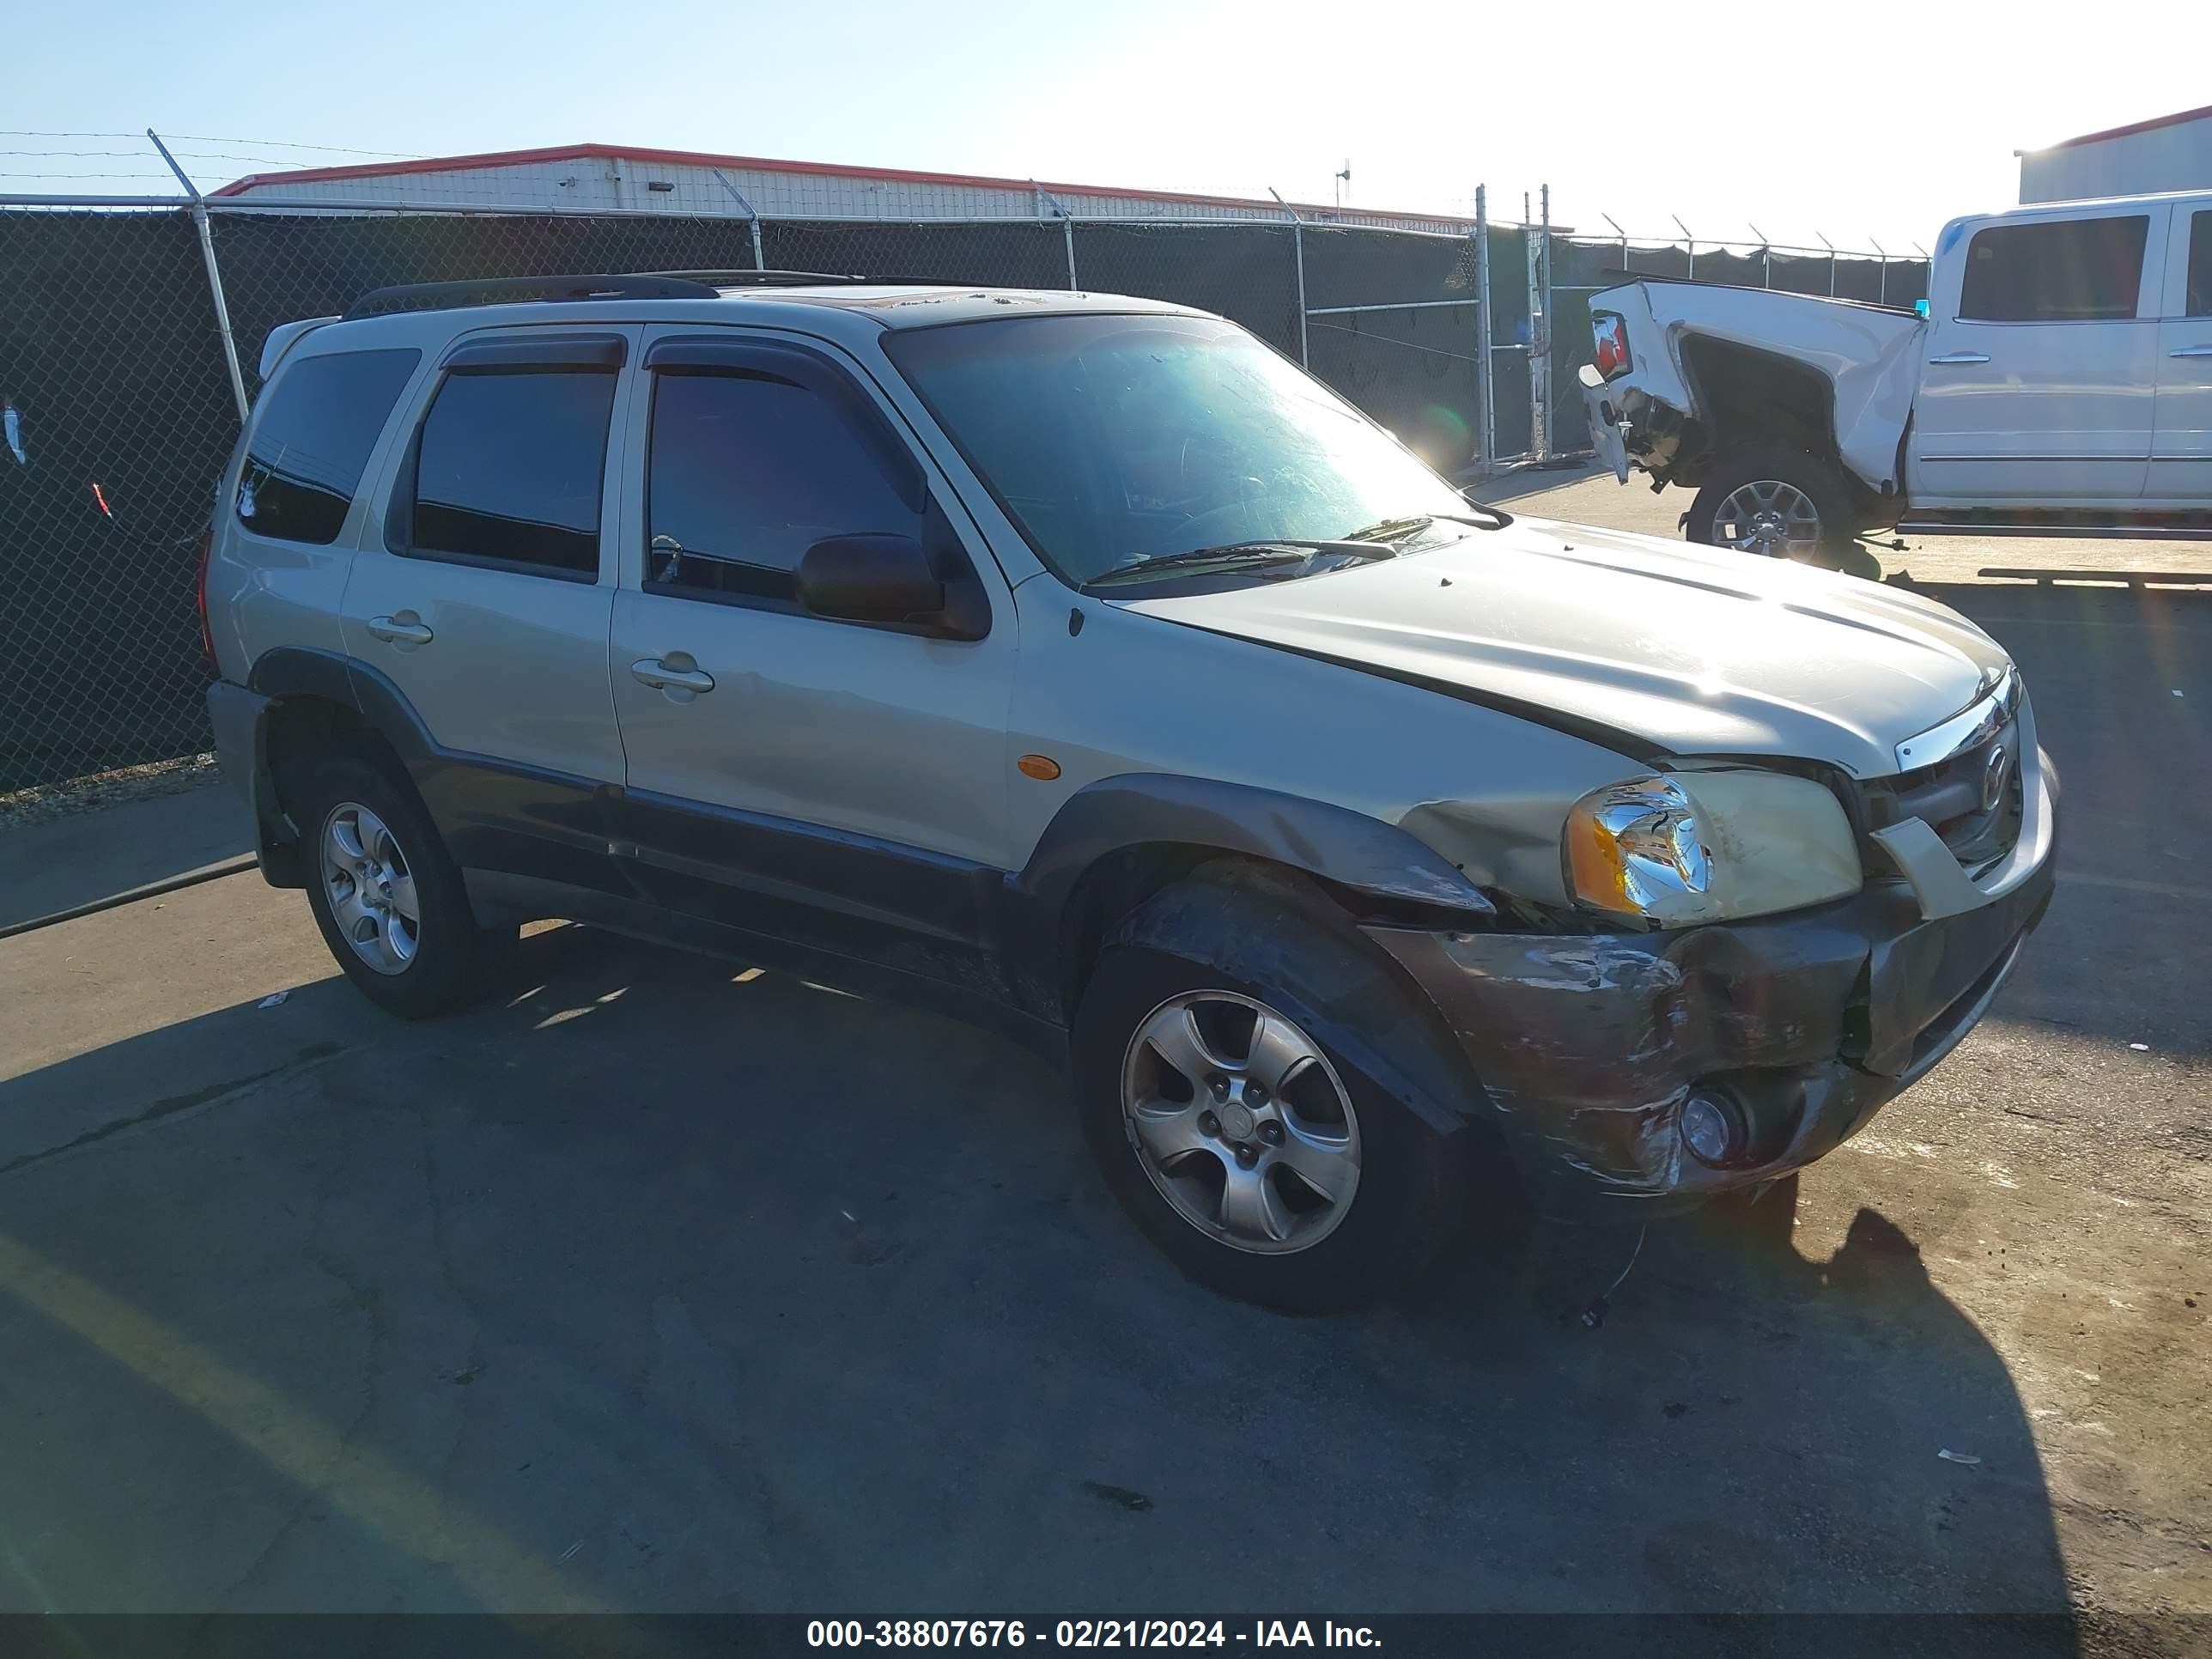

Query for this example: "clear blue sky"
[6,0,2203,250]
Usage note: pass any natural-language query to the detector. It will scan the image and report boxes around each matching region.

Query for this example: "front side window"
[646,369,921,604]
[409,369,617,576]
[2186,211,2212,319]
[1959,216,2149,323]
[884,314,1468,586]
[236,348,420,544]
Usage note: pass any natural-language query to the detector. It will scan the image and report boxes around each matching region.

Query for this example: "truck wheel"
[1071,866,1496,1312]
[296,750,514,1018]
[1686,447,1861,568]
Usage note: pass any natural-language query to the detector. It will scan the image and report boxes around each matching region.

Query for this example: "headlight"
[1565,770,1862,926]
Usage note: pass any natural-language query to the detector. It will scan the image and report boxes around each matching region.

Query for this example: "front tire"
[296,750,513,1018]
[1686,445,1861,569]
[1072,866,1492,1312]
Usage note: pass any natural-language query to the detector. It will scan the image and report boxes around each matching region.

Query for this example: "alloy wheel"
[1119,991,1361,1255]
[319,801,421,975]
[1713,478,1822,557]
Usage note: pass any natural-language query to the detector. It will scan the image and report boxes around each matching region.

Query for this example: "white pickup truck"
[1580,188,2212,564]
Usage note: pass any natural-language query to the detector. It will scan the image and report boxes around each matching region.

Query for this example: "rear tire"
[295,750,513,1018]
[1071,866,1501,1312]
[1686,445,1862,569]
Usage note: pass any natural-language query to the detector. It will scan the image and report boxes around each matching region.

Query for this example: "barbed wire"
[0,129,422,158]
[1,149,328,171]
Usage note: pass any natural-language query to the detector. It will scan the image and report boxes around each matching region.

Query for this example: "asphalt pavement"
[0,528,2206,1647]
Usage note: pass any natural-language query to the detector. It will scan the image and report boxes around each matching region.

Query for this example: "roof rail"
[647,268,870,286]
[343,272,720,319]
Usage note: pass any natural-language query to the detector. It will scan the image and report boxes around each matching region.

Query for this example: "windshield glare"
[884,314,1470,586]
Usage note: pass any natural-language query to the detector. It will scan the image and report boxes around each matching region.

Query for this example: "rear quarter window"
[236,348,421,544]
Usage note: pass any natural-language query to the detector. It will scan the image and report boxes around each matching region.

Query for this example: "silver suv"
[203,272,2057,1311]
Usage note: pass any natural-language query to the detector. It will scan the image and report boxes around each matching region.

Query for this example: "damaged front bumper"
[1365,764,2058,1216]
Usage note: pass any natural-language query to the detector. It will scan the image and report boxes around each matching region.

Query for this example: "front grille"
[1861,720,2024,873]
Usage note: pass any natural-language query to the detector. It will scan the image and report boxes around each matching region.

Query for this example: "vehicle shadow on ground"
[0,923,2077,1644]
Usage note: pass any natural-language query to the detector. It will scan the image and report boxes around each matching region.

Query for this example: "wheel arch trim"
[1006,772,1498,1026]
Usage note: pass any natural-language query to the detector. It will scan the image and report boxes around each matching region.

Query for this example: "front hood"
[1121,517,2009,779]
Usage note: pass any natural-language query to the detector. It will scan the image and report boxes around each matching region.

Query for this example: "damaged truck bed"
[1581,187,2212,561]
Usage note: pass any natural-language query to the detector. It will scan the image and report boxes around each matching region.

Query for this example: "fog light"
[1678,1091,1745,1167]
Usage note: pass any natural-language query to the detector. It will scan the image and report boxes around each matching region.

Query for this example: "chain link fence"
[0,196,1930,793]
[3,208,240,793]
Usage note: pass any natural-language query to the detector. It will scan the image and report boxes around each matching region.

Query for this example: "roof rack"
[343,269,874,319]
[647,269,869,286]
[344,273,716,319]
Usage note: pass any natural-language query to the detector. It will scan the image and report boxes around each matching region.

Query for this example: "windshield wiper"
[1340,503,1513,542]
[1079,538,1395,591]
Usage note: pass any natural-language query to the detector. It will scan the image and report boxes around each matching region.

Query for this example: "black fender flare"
[1004,772,1493,1023]
[241,646,442,884]
[247,645,439,765]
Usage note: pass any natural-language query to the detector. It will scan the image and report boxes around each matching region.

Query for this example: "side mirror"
[795,533,946,625]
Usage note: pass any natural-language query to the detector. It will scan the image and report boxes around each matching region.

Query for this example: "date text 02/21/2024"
[805,1620,1382,1648]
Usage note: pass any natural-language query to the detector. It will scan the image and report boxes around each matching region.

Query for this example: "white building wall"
[2021,114,2212,203]
[222,153,1474,232]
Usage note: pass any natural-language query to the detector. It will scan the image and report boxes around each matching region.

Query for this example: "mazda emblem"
[1980,744,2011,814]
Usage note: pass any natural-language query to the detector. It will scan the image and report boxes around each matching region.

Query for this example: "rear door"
[605,325,1018,978]
[342,325,637,884]
[1908,209,2163,507]
[2149,205,2212,502]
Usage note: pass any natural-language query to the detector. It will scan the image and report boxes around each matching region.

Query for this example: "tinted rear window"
[235,348,420,544]
[409,370,617,576]
[1959,216,2148,322]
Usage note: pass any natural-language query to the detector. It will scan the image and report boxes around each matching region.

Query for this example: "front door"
[2150,205,2212,503]
[342,325,638,884]
[1908,209,2163,507]
[606,325,1018,978]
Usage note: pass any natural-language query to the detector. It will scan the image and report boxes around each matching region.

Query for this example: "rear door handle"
[366,613,434,646]
[630,657,715,694]
[1928,351,1990,365]
[2170,343,2212,358]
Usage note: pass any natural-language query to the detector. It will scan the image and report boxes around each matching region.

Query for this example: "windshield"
[883,313,1472,586]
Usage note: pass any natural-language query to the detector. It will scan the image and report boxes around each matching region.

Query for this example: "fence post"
[1540,185,1553,461]
[148,129,248,424]
[1269,189,1310,366]
[1674,214,1696,283]
[1035,185,1078,290]
[1751,223,1771,289]
[1872,237,1888,306]
[1474,185,1495,472]
[1818,232,1836,296]
[1525,191,1548,463]
[711,172,766,270]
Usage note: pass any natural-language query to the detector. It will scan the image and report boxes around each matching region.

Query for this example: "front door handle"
[630,657,715,694]
[366,613,434,647]
[1928,350,1990,365]
[2170,343,2212,358]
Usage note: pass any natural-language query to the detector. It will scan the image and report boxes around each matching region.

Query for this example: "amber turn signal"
[1017,753,1062,781]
